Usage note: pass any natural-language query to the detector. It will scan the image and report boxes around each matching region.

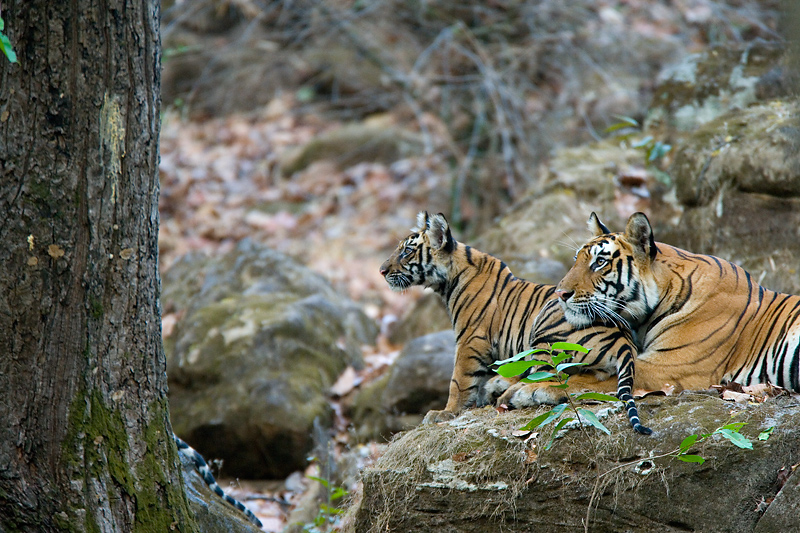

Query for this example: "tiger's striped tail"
[174,435,263,528]
[616,346,652,435]
[617,387,652,435]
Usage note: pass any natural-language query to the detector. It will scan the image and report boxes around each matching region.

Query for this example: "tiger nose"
[379,265,389,277]
[555,289,573,301]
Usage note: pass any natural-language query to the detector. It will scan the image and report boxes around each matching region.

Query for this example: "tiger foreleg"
[423,341,493,423]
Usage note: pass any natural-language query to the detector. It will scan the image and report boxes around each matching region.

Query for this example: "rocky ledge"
[346,392,800,533]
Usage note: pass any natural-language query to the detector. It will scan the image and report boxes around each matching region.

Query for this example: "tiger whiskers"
[572,300,632,331]
[597,296,645,328]
[555,235,582,255]
[386,274,412,292]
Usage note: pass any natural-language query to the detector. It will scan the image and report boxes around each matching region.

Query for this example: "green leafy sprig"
[0,16,18,64]
[494,343,619,449]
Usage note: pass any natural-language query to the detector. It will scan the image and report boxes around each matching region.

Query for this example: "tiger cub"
[556,211,800,393]
[380,212,650,434]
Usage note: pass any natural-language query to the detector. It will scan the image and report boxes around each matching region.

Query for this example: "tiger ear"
[625,212,658,262]
[587,212,610,236]
[428,213,455,253]
[413,211,429,233]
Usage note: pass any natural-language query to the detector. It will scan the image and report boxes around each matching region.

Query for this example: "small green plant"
[494,342,619,449]
[303,474,348,533]
[0,16,17,64]
[606,115,672,184]
[674,420,773,464]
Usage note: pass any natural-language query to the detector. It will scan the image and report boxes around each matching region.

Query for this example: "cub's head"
[556,212,659,328]
[380,212,455,292]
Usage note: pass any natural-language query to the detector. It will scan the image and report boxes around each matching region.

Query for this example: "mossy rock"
[346,393,800,532]
[280,121,425,175]
[163,240,377,479]
[665,98,800,295]
[474,140,650,274]
[387,292,450,346]
[645,41,790,141]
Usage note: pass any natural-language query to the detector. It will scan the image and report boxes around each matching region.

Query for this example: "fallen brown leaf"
[330,367,359,397]
[742,383,787,398]
[524,447,538,464]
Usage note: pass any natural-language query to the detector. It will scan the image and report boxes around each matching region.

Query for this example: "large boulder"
[634,41,800,295]
[479,42,799,296]
[346,393,800,532]
[644,41,791,142]
[163,240,378,479]
[280,120,426,175]
[386,292,450,346]
[666,99,800,295]
[474,140,671,279]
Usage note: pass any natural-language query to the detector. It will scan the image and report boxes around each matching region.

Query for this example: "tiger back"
[556,211,800,393]
[380,211,651,434]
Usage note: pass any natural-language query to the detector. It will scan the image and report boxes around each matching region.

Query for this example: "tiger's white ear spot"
[413,211,429,233]
[428,213,452,251]
[588,212,610,236]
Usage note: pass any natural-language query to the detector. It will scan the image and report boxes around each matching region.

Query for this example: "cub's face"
[379,212,453,292]
[380,231,430,291]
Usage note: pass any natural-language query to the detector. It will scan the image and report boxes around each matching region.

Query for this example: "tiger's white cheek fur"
[559,300,593,328]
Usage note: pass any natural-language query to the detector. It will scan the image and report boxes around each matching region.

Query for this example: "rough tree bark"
[0,1,197,531]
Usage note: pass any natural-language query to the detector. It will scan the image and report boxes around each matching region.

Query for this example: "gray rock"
[350,331,455,441]
[280,122,425,175]
[382,331,455,416]
[164,240,378,478]
[346,393,800,532]
[474,141,660,271]
[387,292,451,346]
[639,42,800,298]
[645,41,790,140]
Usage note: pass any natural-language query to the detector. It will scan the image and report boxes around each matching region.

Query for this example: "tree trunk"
[0,1,197,531]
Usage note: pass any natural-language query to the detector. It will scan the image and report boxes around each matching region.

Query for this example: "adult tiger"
[556,211,800,393]
[380,212,651,434]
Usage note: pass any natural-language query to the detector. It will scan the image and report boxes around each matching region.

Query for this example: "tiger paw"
[423,409,457,424]
[497,382,567,409]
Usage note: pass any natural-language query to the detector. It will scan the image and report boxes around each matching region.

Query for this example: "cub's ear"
[587,212,610,236]
[413,211,429,233]
[428,213,455,252]
[625,212,658,262]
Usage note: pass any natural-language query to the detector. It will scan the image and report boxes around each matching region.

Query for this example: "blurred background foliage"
[161,0,786,232]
